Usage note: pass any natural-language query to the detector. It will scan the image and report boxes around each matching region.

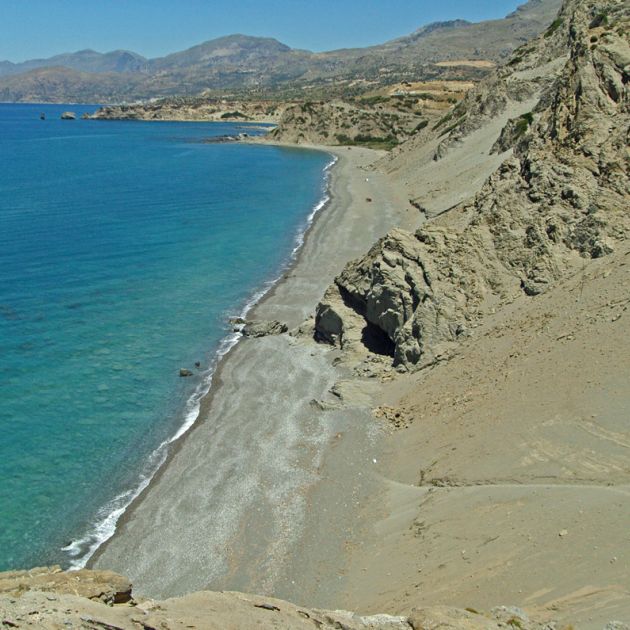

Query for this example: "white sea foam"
[63,152,338,570]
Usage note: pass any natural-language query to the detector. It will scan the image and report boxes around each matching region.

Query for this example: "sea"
[0,103,333,571]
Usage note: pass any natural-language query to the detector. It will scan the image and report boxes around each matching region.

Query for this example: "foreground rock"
[0,567,567,630]
[315,0,629,370]
[0,566,131,604]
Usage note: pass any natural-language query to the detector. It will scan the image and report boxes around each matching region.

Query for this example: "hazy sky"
[2,0,526,62]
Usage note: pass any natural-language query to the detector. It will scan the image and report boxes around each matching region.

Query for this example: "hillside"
[0,0,562,103]
[314,0,629,369]
[305,0,629,625]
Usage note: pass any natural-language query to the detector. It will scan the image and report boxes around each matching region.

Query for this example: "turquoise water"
[0,103,332,571]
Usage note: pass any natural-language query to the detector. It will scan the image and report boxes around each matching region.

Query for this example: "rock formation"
[315,0,629,370]
[268,100,425,148]
[241,319,289,338]
[0,567,566,629]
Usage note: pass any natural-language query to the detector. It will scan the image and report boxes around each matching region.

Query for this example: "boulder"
[241,320,288,338]
[60,111,76,120]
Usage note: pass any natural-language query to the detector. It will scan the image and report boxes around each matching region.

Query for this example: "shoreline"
[71,144,338,570]
[88,142,413,601]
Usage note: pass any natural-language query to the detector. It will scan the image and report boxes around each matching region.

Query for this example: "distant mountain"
[148,35,298,70]
[0,0,563,103]
[409,20,473,38]
[362,0,563,63]
[0,49,147,77]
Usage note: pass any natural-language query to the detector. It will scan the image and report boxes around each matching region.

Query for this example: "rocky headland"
[88,98,290,123]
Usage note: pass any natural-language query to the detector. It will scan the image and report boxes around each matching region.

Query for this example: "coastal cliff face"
[267,100,427,148]
[0,567,565,629]
[315,0,629,370]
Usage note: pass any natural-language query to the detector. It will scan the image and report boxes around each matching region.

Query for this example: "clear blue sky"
[2,0,526,62]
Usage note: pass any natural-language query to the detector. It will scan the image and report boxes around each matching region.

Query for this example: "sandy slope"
[341,245,630,628]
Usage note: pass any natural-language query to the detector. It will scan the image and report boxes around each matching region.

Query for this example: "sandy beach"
[91,145,415,603]
[92,95,630,628]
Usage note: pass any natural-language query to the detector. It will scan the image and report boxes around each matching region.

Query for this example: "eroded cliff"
[315,0,629,370]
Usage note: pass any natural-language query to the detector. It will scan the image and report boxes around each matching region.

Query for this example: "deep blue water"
[0,103,332,570]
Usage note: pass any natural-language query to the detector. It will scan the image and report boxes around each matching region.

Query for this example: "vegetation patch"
[220,111,246,119]
[545,17,564,38]
[433,110,455,130]
[413,120,429,133]
[438,115,466,137]
[359,95,388,106]
[335,133,399,150]
[515,111,534,137]
[589,12,608,28]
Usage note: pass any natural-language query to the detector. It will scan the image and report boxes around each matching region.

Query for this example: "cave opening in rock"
[361,322,395,357]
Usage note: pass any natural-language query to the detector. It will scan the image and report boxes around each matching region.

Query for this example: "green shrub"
[514,112,534,137]
[335,133,352,144]
[334,133,398,150]
[413,120,429,133]
[220,111,246,119]
[433,110,455,130]
[545,17,563,37]
[590,12,608,28]
[360,95,388,106]
[438,116,465,137]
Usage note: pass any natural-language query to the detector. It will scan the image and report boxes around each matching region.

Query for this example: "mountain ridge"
[0,0,563,103]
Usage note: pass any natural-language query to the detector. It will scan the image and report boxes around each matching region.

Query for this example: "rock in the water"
[60,111,76,120]
[179,368,193,377]
[241,320,288,338]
